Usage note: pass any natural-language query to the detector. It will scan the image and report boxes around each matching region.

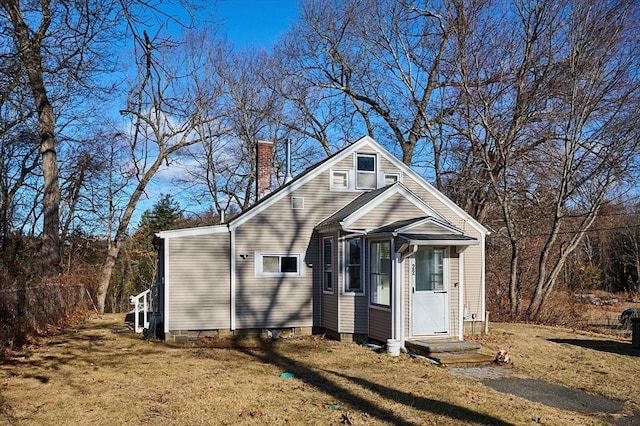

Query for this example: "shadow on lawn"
[548,338,639,356]
[234,339,512,426]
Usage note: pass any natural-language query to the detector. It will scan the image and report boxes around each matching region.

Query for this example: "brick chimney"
[256,140,273,201]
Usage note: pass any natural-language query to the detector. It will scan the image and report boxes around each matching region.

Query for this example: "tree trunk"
[39,104,61,277]
[96,245,119,314]
[1,0,61,277]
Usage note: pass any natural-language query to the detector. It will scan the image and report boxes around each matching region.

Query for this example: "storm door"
[411,247,448,336]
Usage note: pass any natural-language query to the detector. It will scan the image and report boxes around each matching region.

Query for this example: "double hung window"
[356,154,376,189]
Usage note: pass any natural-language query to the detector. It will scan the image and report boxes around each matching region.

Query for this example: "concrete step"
[405,339,481,355]
[427,352,496,368]
[405,339,494,367]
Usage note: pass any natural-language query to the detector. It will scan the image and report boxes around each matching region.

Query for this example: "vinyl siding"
[337,236,368,333]
[400,222,457,234]
[369,308,392,342]
[350,193,428,229]
[321,234,339,332]
[462,244,484,320]
[233,170,363,329]
[167,234,231,330]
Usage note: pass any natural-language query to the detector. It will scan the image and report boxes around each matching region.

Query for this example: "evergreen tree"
[138,194,183,236]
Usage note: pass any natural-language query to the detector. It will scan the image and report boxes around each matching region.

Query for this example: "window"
[331,170,349,190]
[384,173,399,186]
[257,254,301,276]
[323,237,333,292]
[356,154,376,189]
[415,248,444,291]
[370,241,391,306]
[345,238,363,292]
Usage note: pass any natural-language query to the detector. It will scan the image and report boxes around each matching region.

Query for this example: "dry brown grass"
[1,314,639,425]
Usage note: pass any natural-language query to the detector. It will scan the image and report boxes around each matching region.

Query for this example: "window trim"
[331,170,350,190]
[344,237,364,294]
[355,153,377,190]
[322,237,333,293]
[255,253,303,277]
[369,240,391,307]
[384,173,400,186]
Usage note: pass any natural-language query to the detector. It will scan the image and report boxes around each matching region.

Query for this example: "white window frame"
[331,170,349,190]
[369,240,391,307]
[355,153,377,190]
[344,237,364,294]
[255,253,303,277]
[323,237,333,293]
[384,173,400,186]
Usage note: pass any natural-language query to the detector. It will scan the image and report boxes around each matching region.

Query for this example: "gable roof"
[371,215,462,235]
[231,136,486,234]
[315,182,449,232]
[367,216,478,246]
[156,135,488,239]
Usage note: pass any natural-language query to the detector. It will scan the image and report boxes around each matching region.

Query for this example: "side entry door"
[411,247,448,336]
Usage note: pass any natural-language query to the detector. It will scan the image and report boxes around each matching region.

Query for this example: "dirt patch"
[482,378,624,414]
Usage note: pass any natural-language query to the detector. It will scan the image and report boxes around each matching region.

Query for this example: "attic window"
[331,170,349,190]
[384,173,399,185]
[291,197,304,210]
[356,154,376,189]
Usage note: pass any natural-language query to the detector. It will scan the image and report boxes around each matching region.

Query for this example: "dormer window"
[356,154,376,189]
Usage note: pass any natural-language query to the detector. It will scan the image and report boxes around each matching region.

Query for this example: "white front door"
[411,247,448,336]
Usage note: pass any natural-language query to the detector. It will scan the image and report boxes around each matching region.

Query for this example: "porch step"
[405,339,493,367]
[425,352,495,367]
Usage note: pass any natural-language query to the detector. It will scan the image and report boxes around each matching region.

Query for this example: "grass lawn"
[1,314,638,425]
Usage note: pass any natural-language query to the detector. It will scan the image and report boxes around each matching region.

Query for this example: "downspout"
[337,237,341,337]
[230,225,236,331]
[458,249,465,341]
[481,233,487,330]
[163,238,170,334]
[391,238,403,346]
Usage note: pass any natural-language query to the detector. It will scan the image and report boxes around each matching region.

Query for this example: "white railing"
[129,289,150,333]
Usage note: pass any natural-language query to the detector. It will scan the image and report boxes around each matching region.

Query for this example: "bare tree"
[279,0,477,183]
[450,0,640,318]
[94,29,224,313]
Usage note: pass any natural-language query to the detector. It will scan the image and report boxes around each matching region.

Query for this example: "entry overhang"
[397,233,478,247]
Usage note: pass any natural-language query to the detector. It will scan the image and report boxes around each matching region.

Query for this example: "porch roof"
[368,216,479,246]
[395,233,478,246]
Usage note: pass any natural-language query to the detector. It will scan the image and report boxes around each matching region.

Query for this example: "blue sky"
[132,1,302,223]
[213,0,301,47]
